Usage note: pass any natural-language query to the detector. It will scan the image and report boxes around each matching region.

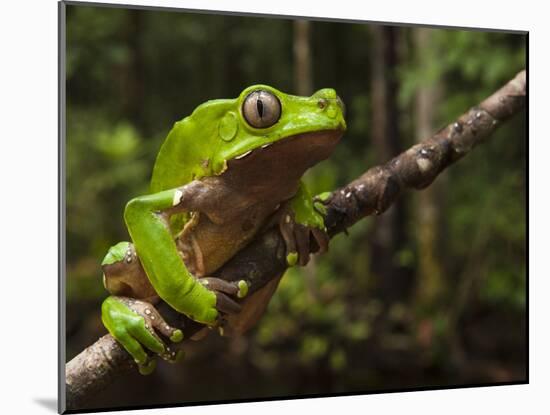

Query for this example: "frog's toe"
[111,316,163,374]
[115,329,149,366]
[173,349,185,363]
[123,298,183,344]
[311,227,330,254]
[141,304,182,343]
[128,321,165,355]
[169,329,184,343]
[160,346,185,364]
[138,358,157,375]
[313,194,330,216]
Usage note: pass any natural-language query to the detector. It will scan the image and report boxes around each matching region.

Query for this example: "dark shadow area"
[34,398,57,412]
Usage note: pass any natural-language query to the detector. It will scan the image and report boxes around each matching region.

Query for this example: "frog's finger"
[200,277,239,296]
[279,213,297,256]
[155,320,183,343]
[313,199,328,216]
[168,349,185,364]
[311,227,329,254]
[118,332,149,365]
[128,322,165,355]
[159,346,185,364]
[294,224,311,266]
[215,292,242,314]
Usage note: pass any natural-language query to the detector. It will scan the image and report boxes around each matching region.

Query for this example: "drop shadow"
[34,398,57,412]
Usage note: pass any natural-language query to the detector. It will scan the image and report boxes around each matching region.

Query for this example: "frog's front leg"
[124,181,246,325]
[278,181,330,267]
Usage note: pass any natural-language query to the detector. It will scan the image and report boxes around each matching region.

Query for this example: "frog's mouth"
[226,128,343,182]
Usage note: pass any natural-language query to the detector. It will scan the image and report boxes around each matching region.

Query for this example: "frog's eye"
[242,90,281,129]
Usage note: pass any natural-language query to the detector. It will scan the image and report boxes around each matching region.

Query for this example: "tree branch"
[65,70,526,410]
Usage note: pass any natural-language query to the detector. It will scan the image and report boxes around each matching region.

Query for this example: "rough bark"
[65,69,526,410]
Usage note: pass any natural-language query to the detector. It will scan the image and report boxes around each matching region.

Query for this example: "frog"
[100,84,346,374]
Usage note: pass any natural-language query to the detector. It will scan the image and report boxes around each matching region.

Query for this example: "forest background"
[65,4,526,409]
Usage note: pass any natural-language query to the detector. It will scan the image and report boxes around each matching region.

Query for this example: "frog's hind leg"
[101,241,157,301]
[101,242,184,373]
[101,296,185,374]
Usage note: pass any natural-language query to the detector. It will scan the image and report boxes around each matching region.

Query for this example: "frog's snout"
[312,88,337,100]
[312,88,346,123]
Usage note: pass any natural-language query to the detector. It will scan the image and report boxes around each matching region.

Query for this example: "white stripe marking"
[173,189,183,206]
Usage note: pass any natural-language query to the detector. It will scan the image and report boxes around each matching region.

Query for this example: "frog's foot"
[279,208,329,267]
[101,296,184,374]
[199,277,248,316]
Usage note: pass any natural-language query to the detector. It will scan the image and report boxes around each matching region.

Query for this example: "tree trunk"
[369,25,411,303]
[293,20,313,96]
[413,28,445,310]
[293,19,319,300]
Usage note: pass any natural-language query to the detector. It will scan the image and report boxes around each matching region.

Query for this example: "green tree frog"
[100,85,346,374]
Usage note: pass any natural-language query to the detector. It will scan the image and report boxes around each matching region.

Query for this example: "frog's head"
[150,85,345,193]
[209,84,346,181]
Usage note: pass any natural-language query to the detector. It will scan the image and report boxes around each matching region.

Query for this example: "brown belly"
[176,204,273,277]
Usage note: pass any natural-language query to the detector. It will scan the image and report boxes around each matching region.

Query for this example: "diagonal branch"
[65,70,526,410]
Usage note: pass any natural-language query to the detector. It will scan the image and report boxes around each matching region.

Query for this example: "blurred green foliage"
[65,4,526,409]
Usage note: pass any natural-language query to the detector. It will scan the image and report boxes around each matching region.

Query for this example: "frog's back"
[150,98,234,193]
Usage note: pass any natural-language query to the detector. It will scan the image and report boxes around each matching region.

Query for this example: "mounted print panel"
[59,1,527,412]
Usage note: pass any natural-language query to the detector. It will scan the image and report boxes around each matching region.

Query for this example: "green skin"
[101,85,346,373]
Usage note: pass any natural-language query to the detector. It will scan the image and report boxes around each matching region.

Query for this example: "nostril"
[318,99,328,109]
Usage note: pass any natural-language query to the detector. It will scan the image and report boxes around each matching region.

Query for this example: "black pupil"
[256,98,264,118]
